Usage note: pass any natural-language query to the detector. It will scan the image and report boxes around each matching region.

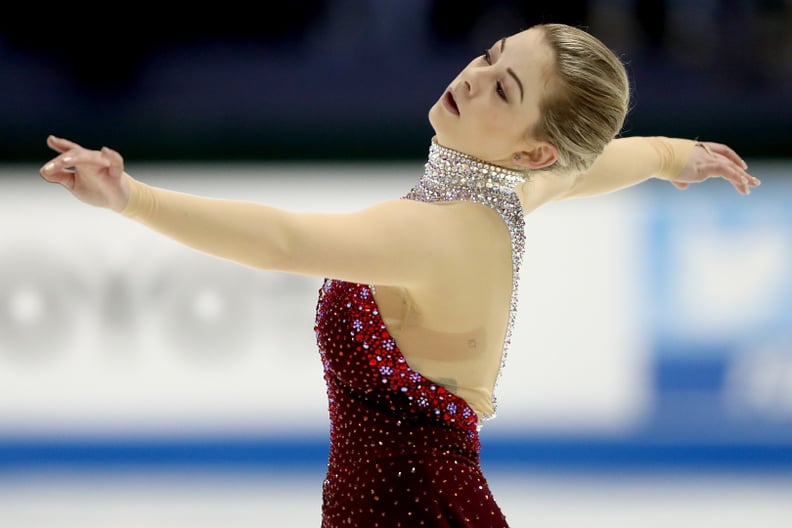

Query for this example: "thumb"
[101,146,124,180]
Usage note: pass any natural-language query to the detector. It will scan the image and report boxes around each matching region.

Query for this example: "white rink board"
[0,161,677,438]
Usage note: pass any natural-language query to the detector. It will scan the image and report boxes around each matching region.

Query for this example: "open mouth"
[443,90,460,116]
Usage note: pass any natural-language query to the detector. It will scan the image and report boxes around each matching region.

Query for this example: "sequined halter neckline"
[404,139,526,422]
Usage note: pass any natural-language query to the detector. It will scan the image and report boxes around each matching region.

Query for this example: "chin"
[428,107,457,145]
[427,103,442,133]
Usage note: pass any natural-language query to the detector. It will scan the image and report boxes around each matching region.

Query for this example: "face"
[428,27,555,168]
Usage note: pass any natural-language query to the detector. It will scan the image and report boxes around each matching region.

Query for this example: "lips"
[443,90,460,116]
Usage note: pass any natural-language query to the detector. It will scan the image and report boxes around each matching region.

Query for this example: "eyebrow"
[500,37,524,103]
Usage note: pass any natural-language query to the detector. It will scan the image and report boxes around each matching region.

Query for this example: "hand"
[39,135,130,211]
[671,141,760,195]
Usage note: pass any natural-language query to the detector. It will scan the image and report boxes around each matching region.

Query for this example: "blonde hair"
[533,23,631,174]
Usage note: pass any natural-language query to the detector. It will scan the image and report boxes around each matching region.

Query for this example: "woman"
[40,23,758,528]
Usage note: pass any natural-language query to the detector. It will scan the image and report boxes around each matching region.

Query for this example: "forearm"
[121,176,290,269]
[564,136,696,198]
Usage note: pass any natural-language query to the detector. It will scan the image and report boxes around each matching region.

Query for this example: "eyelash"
[482,50,508,102]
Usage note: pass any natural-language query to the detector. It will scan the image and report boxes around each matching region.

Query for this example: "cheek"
[474,107,522,140]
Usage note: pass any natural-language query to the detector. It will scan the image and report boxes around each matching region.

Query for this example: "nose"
[461,65,490,97]
[463,79,474,96]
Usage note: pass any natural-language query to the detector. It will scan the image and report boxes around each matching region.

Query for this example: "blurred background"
[1,0,791,162]
[1,1,791,526]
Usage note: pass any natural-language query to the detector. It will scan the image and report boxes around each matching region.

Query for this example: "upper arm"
[275,198,499,288]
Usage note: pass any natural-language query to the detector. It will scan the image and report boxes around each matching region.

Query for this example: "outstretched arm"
[561,136,760,199]
[39,136,503,290]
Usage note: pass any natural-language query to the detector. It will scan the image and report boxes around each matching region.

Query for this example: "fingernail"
[742,160,748,169]
[62,156,72,163]
[43,162,54,172]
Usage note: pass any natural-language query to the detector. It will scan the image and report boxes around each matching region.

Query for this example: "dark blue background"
[2,1,790,163]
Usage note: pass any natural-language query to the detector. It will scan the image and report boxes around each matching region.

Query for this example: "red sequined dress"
[314,141,525,527]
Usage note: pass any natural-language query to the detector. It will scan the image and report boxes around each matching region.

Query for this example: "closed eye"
[482,49,508,102]
[496,81,507,101]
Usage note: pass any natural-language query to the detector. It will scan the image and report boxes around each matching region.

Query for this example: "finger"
[39,161,76,189]
[61,149,112,170]
[702,142,748,170]
[46,135,83,154]
[100,146,124,180]
[713,159,753,195]
[695,149,750,189]
[718,157,760,195]
[46,135,67,154]
[690,152,755,195]
[697,142,760,188]
[40,148,110,184]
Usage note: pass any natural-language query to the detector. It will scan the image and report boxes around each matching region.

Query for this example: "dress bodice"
[313,140,521,527]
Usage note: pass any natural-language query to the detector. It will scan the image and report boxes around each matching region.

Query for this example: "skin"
[38,27,761,418]
[429,27,558,171]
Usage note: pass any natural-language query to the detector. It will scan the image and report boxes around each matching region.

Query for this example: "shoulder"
[394,198,513,240]
[360,199,511,270]
[515,171,577,214]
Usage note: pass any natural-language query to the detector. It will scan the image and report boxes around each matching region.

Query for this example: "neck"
[426,138,526,192]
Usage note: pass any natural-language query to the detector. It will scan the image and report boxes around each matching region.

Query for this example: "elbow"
[244,233,291,272]
[251,222,302,273]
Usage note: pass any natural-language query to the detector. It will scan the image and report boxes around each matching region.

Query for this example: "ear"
[514,141,558,170]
